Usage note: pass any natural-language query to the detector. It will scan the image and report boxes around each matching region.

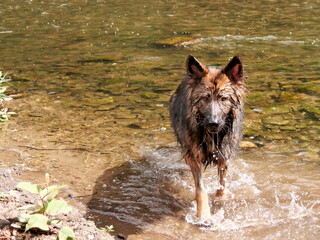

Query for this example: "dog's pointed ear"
[186,55,208,79]
[222,56,244,83]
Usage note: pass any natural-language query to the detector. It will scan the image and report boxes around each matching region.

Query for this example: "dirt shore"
[0,165,114,240]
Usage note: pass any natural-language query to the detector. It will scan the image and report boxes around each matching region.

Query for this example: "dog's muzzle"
[205,122,222,133]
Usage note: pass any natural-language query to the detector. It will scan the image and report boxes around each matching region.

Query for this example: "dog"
[169,55,247,219]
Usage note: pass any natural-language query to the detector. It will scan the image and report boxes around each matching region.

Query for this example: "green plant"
[15,173,76,240]
[101,225,115,233]
[0,71,15,121]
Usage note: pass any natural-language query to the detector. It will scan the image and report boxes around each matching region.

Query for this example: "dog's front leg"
[216,159,228,197]
[189,160,211,219]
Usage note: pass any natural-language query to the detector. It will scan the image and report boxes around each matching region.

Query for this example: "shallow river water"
[0,0,319,239]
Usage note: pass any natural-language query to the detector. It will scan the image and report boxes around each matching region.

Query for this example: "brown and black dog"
[170,55,247,219]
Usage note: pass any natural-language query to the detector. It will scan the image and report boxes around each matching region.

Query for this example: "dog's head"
[187,55,247,134]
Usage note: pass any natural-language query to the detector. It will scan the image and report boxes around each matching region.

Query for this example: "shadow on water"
[86,145,191,236]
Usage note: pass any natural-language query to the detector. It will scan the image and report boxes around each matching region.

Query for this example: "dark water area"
[0,0,319,239]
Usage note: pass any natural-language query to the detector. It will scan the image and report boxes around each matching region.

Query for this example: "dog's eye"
[202,95,211,102]
[220,96,228,102]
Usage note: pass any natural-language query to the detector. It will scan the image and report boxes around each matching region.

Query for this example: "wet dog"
[170,55,247,219]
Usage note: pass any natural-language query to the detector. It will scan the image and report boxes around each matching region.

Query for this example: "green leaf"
[48,219,61,226]
[58,226,76,240]
[0,86,7,93]
[5,111,16,114]
[40,185,67,201]
[101,225,115,233]
[45,199,72,216]
[0,117,8,122]
[25,214,49,232]
[18,214,31,223]
[16,182,41,194]
[18,202,44,213]
[11,222,24,229]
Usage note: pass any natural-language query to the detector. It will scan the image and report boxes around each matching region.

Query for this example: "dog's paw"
[215,189,231,202]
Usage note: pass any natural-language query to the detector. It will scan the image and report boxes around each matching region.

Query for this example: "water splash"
[143,146,320,238]
[184,171,318,234]
[88,146,320,239]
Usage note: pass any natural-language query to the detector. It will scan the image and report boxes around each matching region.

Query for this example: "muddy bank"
[0,164,114,240]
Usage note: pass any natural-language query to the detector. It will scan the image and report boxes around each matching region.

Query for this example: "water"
[87,146,320,239]
[0,0,319,239]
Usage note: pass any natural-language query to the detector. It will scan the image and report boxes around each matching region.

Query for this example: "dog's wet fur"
[170,55,247,219]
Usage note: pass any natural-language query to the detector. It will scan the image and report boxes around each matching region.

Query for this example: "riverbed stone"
[77,55,122,64]
[153,36,194,47]
[279,125,296,131]
[267,133,292,140]
[300,105,320,120]
[262,117,290,126]
[140,92,159,99]
[294,84,320,95]
[240,141,258,148]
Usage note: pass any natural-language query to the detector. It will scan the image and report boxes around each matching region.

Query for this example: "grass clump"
[0,71,15,121]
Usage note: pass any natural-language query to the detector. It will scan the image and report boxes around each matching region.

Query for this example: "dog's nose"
[208,116,220,126]
[207,122,219,129]
[206,119,221,132]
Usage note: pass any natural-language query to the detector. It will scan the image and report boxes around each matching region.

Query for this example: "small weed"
[0,71,15,121]
[15,173,76,240]
[101,225,115,233]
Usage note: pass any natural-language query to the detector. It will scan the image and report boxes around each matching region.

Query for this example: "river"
[0,0,319,239]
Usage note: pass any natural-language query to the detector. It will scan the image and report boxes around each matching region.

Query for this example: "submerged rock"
[140,92,159,99]
[127,124,142,129]
[266,133,292,140]
[279,125,296,131]
[240,141,258,148]
[300,106,320,120]
[153,36,195,47]
[77,55,121,64]
[294,84,320,95]
[262,117,290,126]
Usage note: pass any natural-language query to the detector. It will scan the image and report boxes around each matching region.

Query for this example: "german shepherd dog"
[170,55,247,219]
